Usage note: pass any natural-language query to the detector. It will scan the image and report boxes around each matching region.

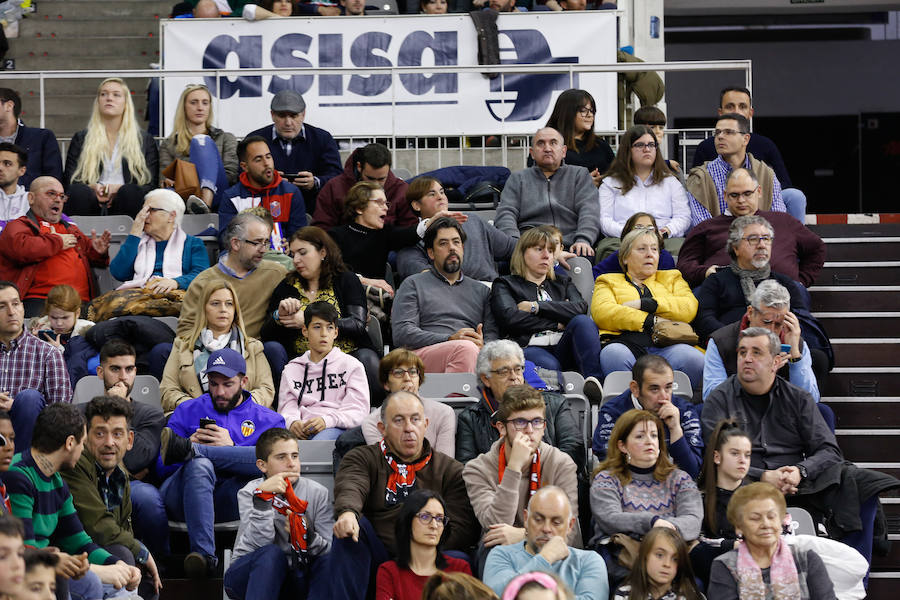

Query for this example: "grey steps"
[29,1,168,20]
[15,20,159,38]
[10,37,159,57]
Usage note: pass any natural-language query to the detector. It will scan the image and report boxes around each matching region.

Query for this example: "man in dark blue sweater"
[691,86,806,223]
[245,90,342,215]
[0,89,62,190]
[591,354,703,478]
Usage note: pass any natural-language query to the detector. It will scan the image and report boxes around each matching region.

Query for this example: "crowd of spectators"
[0,16,889,594]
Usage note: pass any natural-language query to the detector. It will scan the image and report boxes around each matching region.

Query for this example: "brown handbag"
[161,159,200,201]
[651,320,699,347]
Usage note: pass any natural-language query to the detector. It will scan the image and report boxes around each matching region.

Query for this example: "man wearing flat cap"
[245,90,342,213]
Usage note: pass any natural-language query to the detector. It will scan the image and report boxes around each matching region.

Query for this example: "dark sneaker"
[583,376,603,405]
[183,552,209,579]
[160,427,193,465]
[186,195,210,214]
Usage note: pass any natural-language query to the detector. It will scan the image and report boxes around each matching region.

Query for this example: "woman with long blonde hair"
[64,77,158,217]
[159,83,238,213]
[160,279,274,412]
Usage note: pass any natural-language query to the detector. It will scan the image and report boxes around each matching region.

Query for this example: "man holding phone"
[159,348,284,577]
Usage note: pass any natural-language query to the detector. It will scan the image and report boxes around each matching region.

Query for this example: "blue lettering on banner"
[199,28,571,119]
[486,30,578,122]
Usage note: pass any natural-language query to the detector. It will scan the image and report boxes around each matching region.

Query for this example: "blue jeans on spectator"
[523,314,603,378]
[224,544,308,600]
[308,517,389,600]
[188,134,229,211]
[67,570,104,600]
[147,342,172,382]
[130,479,170,557]
[311,428,344,441]
[106,543,158,600]
[600,342,705,392]
[782,188,807,223]
[160,446,261,564]
[9,390,45,451]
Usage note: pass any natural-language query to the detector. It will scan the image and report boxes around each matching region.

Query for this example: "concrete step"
[25,93,150,118]
[810,223,900,238]
[12,77,153,101]
[825,397,900,428]
[868,574,900,600]
[18,19,159,38]
[9,54,157,71]
[815,312,900,338]
[831,339,900,368]
[823,369,900,397]
[9,36,159,57]
[30,0,169,20]
[814,262,900,286]
[821,237,900,261]
[835,428,900,462]
[809,286,900,312]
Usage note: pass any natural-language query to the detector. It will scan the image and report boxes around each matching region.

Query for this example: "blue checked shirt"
[688,154,785,226]
[0,331,71,404]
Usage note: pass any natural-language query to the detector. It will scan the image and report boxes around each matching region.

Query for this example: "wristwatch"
[530,302,538,314]
[795,464,808,481]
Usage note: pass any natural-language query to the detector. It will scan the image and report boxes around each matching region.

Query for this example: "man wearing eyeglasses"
[463,384,579,560]
[693,214,809,340]
[677,168,824,289]
[0,176,111,317]
[685,113,786,227]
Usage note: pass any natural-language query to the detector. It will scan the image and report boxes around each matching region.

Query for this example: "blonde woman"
[64,77,158,218]
[159,83,238,213]
[160,279,274,412]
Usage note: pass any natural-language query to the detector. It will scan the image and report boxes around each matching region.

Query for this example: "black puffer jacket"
[455,386,585,475]
[490,274,588,347]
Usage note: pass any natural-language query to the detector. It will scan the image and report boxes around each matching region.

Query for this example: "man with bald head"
[677,168,824,289]
[0,176,111,316]
[483,486,608,599]
[495,128,599,258]
[319,391,477,599]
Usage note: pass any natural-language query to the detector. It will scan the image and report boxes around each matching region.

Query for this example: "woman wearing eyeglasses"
[376,490,471,600]
[543,89,615,187]
[261,225,381,403]
[597,125,690,260]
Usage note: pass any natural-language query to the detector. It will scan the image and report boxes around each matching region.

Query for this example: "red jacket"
[0,211,109,299]
[311,147,414,231]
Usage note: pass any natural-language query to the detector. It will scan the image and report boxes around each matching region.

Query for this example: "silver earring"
[625,453,631,464]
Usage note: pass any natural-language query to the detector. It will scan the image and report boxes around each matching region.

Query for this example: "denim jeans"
[160,446,261,562]
[188,134,229,210]
[129,480,170,557]
[224,544,307,600]
[307,517,389,600]
[600,342,705,391]
[523,314,603,378]
[9,389,45,451]
[782,188,807,223]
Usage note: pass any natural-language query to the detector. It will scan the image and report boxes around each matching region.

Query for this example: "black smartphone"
[199,417,217,429]
[282,173,300,180]
[38,329,56,339]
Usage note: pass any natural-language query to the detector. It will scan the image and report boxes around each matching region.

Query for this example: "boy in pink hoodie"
[278,302,370,440]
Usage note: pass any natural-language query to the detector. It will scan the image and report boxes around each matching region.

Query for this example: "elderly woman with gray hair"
[109,188,210,292]
[694,214,808,339]
[454,339,585,472]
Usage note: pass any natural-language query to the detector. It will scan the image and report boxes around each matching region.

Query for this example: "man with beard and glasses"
[693,215,809,339]
[392,217,499,373]
[157,348,284,577]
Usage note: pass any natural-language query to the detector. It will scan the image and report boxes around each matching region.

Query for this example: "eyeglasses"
[632,142,657,150]
[389,367,419,378]
[490,364,525,377]
[714,128,745,137]
[504,417,547,431]
[577,106,596,116]
[241,238,269,247]
[726,189,758,200]
[370,199,390,209]
[415,512,449,527]
[43,190,68,202]
[741,235,773,245]
[631,224,657,231]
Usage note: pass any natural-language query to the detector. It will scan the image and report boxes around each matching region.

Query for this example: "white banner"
[160,13,617,137]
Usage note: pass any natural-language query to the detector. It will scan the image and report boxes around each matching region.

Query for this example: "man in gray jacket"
[224,427,333,600]
[391,217,499,373]
[494,128,599,258]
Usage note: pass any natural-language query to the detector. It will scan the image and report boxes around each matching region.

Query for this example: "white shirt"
[0,184,29,223]
[598,174,691,238]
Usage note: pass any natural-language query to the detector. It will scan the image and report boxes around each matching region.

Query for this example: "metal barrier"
[4,61,744,172]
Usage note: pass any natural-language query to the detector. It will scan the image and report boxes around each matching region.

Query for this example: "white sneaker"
[583,376,603,405]
[186,195,210,214]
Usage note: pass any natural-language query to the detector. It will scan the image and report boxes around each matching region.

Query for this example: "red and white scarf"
[498,443,541,499]
[253,478,310,567]
[381,439,432,506]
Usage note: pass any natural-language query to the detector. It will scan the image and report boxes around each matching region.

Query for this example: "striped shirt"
[6,450,115,565]
[688,154,786,226]
[0,331,72,404]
